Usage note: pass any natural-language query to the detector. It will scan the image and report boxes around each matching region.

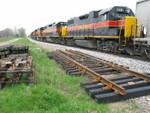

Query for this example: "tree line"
[0,27,26,38]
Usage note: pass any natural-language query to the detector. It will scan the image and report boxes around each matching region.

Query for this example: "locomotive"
[31,6,149,57]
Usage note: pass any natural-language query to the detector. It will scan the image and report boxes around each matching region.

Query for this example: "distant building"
[136,0,150,38]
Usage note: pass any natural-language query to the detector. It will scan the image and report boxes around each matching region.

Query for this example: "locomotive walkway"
[47,50,150,103]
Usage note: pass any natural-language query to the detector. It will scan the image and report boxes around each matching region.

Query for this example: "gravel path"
[0,38,20,46]
[29,38,150,113]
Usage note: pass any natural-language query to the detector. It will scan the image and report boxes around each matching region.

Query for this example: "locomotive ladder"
[118,27,127,50]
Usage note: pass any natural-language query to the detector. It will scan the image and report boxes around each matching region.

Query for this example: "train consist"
[31,6,150,58]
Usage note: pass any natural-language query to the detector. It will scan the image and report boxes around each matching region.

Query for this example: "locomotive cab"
[56,22,67,37]
[95,6,146,55]
[34,29,38,40]
[39,27,46,42]
[98,6,134,21]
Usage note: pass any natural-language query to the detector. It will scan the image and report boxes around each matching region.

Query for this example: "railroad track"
[47,50,150,103]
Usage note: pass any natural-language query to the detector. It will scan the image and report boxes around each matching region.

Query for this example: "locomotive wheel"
[60,39,66,45]
[53,38,61,44]
[66,39,76,46]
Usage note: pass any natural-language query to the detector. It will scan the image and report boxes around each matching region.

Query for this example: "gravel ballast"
[29,38,150,73]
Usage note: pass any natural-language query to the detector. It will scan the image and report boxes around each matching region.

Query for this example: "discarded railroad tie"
[0,44,29,59]
[47,50,150,103]
[0,44,34,89]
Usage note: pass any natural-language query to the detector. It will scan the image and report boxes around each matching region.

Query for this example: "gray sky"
[0,0,137,35]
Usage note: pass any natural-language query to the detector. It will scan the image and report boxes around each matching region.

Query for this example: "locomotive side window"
[100,13,108,21]
[115,13,130,20]
[94,10,101,18]
[79,14,89,20]
[109,13,115,20]
[68,19,74,25]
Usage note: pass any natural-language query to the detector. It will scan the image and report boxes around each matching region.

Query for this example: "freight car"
[31,6,149,57]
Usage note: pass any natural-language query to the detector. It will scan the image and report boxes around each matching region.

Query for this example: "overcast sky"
[0,0,138,35]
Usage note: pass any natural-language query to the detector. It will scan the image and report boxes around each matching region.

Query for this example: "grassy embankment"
[0,38,108,113]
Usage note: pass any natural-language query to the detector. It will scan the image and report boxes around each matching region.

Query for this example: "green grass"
[0,38,108,113]
[0,37,19,43]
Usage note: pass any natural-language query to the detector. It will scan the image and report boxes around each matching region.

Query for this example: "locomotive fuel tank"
[75,40,97,48]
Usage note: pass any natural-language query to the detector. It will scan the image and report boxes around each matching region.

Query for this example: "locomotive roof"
[98,7,114,15]
[40,27,44,30]
[98,6,129,15]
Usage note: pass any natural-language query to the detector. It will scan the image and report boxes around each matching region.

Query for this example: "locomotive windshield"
[115,13,131,20]
[114,7,135,20]
[98,6,135,21]
[56,22,67,28]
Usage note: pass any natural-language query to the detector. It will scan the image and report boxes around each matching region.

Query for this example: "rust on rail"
[53,50,126,95]
[68,50,150,82]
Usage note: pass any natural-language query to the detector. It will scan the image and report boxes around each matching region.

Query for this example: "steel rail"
[53,50,126,95]
[69,50,150,82]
